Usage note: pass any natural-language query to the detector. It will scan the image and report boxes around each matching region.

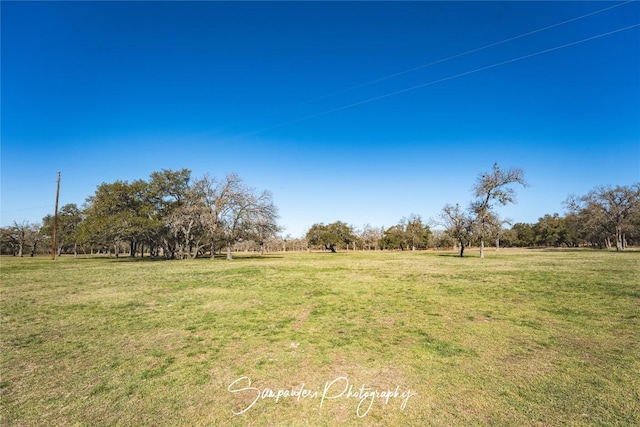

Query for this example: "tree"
[77,169,279,260]
[0,227,19,255]
[147,168,192,258]
[358,224,383,251]
[439,204,474,257]
[41,203,83,256]
[81,180,155,257]
[508,222,536,247]
[480,212,511,251]
[195,173,244,259]
[565,184,640,251]
[379,215,432,251]
[166,184,207,259]
[380,225,407,250]
[4,222,42,257]
[11,221,28,257]
[305,221,355,252]
[402,214,432,250]
[217,175,279,260]
[431,229,455,250]
[472,163,527,258]
[533,214,567,247]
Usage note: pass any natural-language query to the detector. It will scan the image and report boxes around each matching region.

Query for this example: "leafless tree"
[439,204,474,257]
[565,184,640,251]
[472,163,527,258]
[359,224,383,251]
[217,176,279,260]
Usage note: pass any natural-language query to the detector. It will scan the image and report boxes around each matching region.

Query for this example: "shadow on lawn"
[106,254,284,262]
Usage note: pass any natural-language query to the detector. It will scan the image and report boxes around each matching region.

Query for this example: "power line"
[292,0,636,107]
[202,0,635,137]
[231,23,640,139]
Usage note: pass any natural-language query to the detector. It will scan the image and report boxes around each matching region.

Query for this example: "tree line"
[1,169,279,259]
[303,182,639,255]
[1,166,638,258]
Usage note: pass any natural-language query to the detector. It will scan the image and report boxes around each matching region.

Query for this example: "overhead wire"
[292,0,637,107]
[230,22,640,139]
[203,0,637,138]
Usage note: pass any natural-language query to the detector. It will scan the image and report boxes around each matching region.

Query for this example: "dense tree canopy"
[306,221,356,252]
[380,214,432,250]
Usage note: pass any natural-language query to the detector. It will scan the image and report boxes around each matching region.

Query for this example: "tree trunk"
[605,237,612,250]
[479,237,485,258]
[459,239,465,257]
[615,226,623,251]
[226,242,233,260]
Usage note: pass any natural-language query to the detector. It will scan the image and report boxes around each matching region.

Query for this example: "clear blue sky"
[2,1,639,238]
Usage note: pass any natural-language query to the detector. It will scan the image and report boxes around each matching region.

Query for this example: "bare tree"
[12,221,28,257]
[439,204,474,257]
[10,222,42,257]
[472,163,527,258]
[217,177,279,260]
[191,173,237,259]
[565,184,640,251]
[167,185,207,259]
[359,224,383,251]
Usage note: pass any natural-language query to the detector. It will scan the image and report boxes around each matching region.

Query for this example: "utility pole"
[51,172,60,260]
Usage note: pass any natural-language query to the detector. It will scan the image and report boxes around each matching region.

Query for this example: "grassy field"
[1,249,638,426]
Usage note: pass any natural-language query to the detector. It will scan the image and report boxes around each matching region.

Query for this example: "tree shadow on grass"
[538,247,640,254]
[225,254,285,260]
[106,254,285,263]
[106,256,169,263]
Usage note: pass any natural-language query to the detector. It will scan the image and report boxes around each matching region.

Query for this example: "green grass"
[1,249,639,426]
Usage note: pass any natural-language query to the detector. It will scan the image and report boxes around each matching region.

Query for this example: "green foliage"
[306,221,356,252]
[380,224,407,250]
[68,169,279,259]
[41,203,84,254]
[504,222,535,247]
[380,215,432,250]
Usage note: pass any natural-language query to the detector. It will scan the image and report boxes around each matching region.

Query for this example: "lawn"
[1,249,638,426]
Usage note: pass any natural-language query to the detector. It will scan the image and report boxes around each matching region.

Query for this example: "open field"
[1,249,639,426]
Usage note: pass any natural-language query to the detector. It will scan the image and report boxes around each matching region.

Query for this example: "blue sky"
[1,1,639,238]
